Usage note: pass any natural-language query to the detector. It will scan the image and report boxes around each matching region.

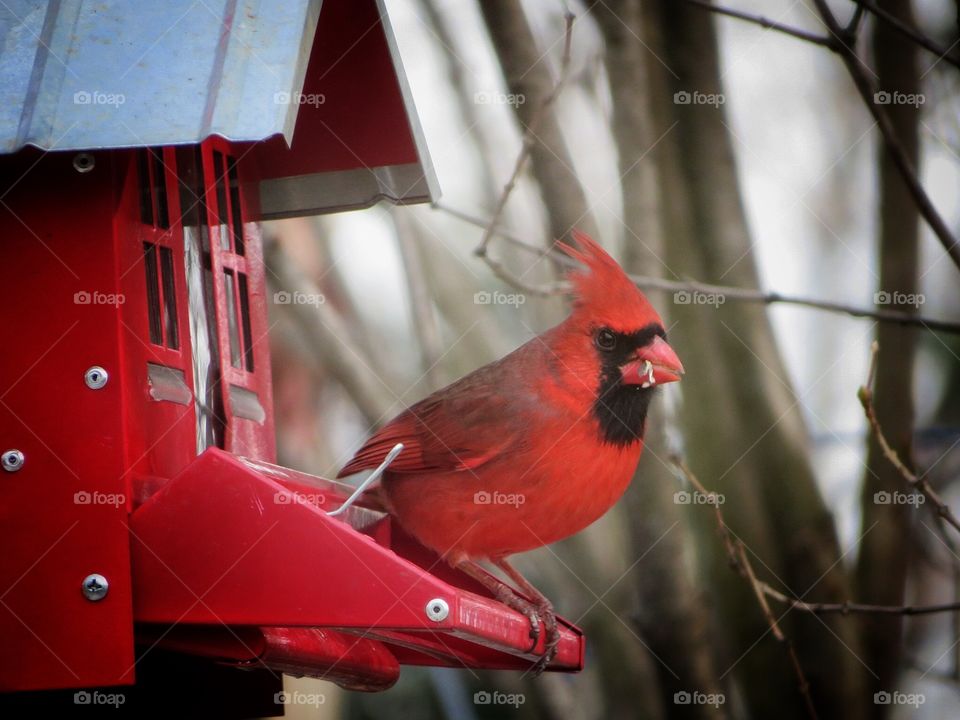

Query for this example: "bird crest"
[556,231,661,331]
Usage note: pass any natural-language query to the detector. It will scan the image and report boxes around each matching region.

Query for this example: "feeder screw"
[82,574,109,601]
[73,153,95,173]
[85,366,108,389]
[425,598,449,622]
[1,449,24,472]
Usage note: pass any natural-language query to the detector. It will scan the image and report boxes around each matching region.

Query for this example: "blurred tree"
[855,0,922,711]
[638,2,868,717]
[592,1,727,717]
[477,0,599,245]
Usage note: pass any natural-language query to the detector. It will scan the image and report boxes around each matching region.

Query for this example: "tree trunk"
[855,0,921,710]
[639,3,869,717]
[593,2,727,716]
[477,0,599,245]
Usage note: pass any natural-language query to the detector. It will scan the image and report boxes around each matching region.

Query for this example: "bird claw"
[529,602,560,676]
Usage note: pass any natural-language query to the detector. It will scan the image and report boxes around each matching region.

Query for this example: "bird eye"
[595,328,617,352]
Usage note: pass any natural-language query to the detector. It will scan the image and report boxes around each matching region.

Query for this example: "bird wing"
[337,357,526,478]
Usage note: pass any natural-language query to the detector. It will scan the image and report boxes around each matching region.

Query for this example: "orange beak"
[620,336,684,387]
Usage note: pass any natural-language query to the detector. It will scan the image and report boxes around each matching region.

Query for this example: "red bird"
[338,233,683,672]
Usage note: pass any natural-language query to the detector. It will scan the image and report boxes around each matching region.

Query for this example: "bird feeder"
[0,0,584,714]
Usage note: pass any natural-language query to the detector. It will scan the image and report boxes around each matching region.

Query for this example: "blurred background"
[264,0,960,717]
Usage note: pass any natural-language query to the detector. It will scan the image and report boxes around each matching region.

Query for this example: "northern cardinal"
[338,233,683,672]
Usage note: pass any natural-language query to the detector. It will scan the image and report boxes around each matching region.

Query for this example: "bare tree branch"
[855,0,960,70]
[687,0,960,273]
[669,456,819,720]
[476,11,576,259]
[859,341,960,535]
[436,202,960,334]
[813,0,960,272]
[684,0,835,48]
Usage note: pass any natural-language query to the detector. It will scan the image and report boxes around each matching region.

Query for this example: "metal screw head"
[82,574,109,601]
[73,153,95,173]
[425,598,449,622]
[1,449,24,472]
[84,366,108,389]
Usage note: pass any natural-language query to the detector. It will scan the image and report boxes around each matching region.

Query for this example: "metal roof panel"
[0,0,320,153]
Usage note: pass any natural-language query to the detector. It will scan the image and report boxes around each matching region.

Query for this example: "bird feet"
[529,599,559,676]
[492,589,558,672]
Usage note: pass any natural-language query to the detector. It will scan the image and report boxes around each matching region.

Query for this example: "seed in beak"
[641,360,655,388]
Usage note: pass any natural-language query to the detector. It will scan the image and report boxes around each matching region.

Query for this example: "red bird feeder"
[0,0,584,714]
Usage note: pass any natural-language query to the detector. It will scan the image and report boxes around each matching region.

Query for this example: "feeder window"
[143,241,180,350]
[137,148,170,230]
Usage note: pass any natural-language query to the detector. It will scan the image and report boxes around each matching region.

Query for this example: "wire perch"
[328,443,404,517]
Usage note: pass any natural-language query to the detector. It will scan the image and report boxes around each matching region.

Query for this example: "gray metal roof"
[0,0,320,153]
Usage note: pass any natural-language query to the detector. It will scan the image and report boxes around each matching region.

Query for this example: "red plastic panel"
[247,0,419,180]
[114,147,199,483]
[129,449,583,672]
[199,138,276,462]
[0,149,135,691]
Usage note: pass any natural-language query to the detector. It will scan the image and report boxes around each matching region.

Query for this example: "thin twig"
[684,0,836,48]
[759,581,960,616]
[858,341,960,535]
[669,455,819,720]
[671,453,960,621]
[437,202,960,334]
[687,0,960,272]
[809,0,960,273]
[854,0,960,71]
[475,11,576,259]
